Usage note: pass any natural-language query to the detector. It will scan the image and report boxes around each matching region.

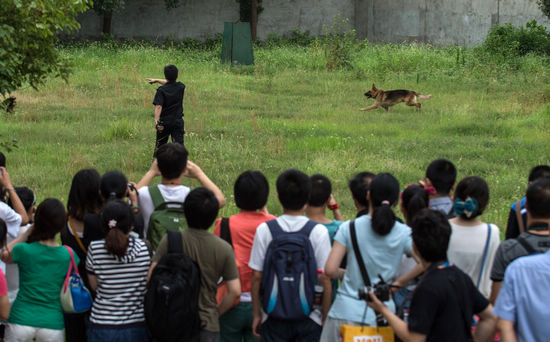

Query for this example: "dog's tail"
[417,94,432,100]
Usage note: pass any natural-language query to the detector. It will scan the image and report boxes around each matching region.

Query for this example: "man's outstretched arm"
[146,78,167,85]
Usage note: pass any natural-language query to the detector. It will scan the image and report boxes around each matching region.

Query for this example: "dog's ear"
[372,83,377,90]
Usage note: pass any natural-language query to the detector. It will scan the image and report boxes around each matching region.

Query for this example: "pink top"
[0,269,7,297]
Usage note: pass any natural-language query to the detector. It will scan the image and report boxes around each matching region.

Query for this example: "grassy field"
[1,41,550,234]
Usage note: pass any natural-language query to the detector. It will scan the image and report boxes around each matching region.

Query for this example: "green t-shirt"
[153,228,238,332]
[9,242,77,330]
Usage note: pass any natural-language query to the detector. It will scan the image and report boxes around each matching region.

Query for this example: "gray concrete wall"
[74,0,550,46]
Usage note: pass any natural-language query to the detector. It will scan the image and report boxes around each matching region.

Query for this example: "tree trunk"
[250,0,257,41]
[102,12,113,35]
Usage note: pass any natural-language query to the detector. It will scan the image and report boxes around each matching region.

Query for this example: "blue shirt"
[494,250,550,342]
[328,215,412,324]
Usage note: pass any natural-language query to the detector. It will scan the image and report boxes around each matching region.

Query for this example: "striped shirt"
[86,236,151,326]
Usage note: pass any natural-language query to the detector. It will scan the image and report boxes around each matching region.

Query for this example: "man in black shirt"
[147,65,185,154]
[367,209,496,342]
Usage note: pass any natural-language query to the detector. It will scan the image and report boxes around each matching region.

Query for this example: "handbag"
[60,245,93,313]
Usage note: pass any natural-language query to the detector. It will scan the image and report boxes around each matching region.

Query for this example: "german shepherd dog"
[360,84,432,111]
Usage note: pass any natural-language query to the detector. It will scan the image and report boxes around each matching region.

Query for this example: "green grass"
[2,42,550,235]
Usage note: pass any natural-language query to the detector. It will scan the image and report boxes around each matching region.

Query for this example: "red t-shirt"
[214,211,276,294]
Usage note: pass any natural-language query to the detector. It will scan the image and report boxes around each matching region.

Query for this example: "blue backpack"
[260,219,317,320]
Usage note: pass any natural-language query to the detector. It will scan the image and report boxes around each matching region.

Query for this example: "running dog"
[360,84,432,111]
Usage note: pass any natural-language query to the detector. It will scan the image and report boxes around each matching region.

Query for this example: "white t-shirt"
[0,202,22,274]
[6,223,31,303]
[447,222,501,298]
[138,184,190,237]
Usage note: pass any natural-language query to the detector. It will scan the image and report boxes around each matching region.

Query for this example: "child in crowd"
[249,169,331,342]
[86,200,151,342]
[447,176,500,298]
[321,173,412,342]
[348,172,375,218]
[422,158,457,217]
[3,199,76,342]
[306,174,343,242]
[504,165,550,240]
[213,170,275,342]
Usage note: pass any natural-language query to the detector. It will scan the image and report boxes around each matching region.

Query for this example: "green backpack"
[147,185,187,250]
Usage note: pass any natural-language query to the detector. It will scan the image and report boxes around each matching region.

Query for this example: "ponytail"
[369,173,400,236]
[372,203,396,235]
[105,228,130,258]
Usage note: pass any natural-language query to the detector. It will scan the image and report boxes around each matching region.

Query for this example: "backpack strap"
[220,217,233,248]
[298,220,317,237]
[149,185,165,210]
[266,219,284,240]
[167,230,183,254]
[515,200,525,234]
[350,220,372,287]
[476,224,492,288]
[516,235,537,255]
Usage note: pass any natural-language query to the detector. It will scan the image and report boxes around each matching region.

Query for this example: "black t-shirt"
[153,81,185,123]
[408,265,489,342]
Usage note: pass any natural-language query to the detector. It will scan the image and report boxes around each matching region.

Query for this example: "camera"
[128,183,136,192]
[358,275,391,302]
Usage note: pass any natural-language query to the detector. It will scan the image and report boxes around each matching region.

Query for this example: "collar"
[528,223,550,232]
[356,208,369,218]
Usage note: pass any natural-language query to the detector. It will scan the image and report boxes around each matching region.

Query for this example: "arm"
[87,274,98,292]
[474,304,497,342]
[218,278,241,316]
[154,105,163,126]
[251,270,262,339]
[147,261,158,282]
[327,194,343,221]
[324,241,346,280]
[489,281,502,305]
[136,159,161,190]
[183,161,226,208]
[321,273,331,324]
[146,78,168,85]
[0,294,9,320]
[393,263,423,292]
[0,167,28,225]
[497,318,517,342]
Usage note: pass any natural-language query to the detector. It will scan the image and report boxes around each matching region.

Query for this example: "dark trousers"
[260,317,321,342]
[154,118,184,154]
[64,312,87,342]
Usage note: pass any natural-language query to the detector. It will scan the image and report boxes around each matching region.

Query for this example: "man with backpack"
[489,178,550,304]
[147,187,240,342]
[249,169,332,342]
[136,143,226,248]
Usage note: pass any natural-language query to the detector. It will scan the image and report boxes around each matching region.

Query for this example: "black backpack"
[145,230,201,342]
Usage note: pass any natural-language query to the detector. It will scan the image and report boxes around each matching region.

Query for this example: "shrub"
[319,16,359,71]
[482,20,550,57]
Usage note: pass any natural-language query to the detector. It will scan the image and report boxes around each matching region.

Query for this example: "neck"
[305,206,331,223]
[39,238,59,247]
[161,176,183,186]
[527,218,550,235]
[450,216,482,226]
[431,193,450,199]
[283,208,304,216]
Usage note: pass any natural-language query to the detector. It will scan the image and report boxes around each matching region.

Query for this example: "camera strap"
[350,220,371,287]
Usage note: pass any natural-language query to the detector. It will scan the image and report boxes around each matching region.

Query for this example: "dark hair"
[101,200,134,258]
[349,172,375,207]
[28,198,66,243]
[454,176,489,219]
[8,187,35,212]
[67,169,102,221]
[164,65,178,82]
[411,209,451,262]
[184,187,219,229]
[0,218,6,247]
[100,171,128,200]
[156,143,188,179]
[308,174,332,207]
[234,170,269,211]
[276,169,311,211]
[0,152,5,167]
[528,165,550,182]
[426,159,457,195]
[526,178,550,219]
[370,173,400,235]
[401,185,429,225]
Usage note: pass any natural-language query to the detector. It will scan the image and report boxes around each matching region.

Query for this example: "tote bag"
[60,246,93,313]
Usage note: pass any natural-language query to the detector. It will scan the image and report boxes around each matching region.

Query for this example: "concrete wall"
[74,0,550,46]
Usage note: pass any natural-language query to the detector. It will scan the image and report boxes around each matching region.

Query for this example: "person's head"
[528,165,550,183]
[156,143,188,180]
[8,187,36,223]
[369,173,400,236]
[276,169,311,211]
[526,178,550,220]
[67,169,102,221]
[308,174,332,207]
[0,218,7,248]
[411,209,451,263]
[164,65,178,82]
[400,185,429,225]
[100,171,128,201]
[349,172,375,209]
[28,198,66,243]
[0,152,5,167]
[453,176,489,220]
[234,170,269,211]
[425,159,456,195]
[101,200,134,258]
[184,187,219,230]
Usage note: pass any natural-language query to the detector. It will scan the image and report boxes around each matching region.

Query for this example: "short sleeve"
[334,221,350,248]
[470,283,490,315]
[11,244,23,264]
[311,224,331,270]
[221,246,239,281]
[153,88,164,106]
[85,244,95,274]
[152,235,169,263]
[248,223,269,271]
[490,244,508,282]
[493,266,518,322]
[0,269,7,296]
[408,284,438,335]
[401,226,413,254]
[213,218,221,237]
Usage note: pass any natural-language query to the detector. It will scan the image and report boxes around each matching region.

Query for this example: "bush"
[319,16,360,71]
[482,20,550,57]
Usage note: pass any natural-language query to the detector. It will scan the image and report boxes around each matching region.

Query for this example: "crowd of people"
[0,144,548,342]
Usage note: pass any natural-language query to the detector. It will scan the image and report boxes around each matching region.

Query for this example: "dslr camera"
[358,274,391,302]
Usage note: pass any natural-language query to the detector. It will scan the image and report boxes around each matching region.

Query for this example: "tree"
[236,0,263,41]
[0,0,90,97]
[92,0,125,35]
[539,0,550,19]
